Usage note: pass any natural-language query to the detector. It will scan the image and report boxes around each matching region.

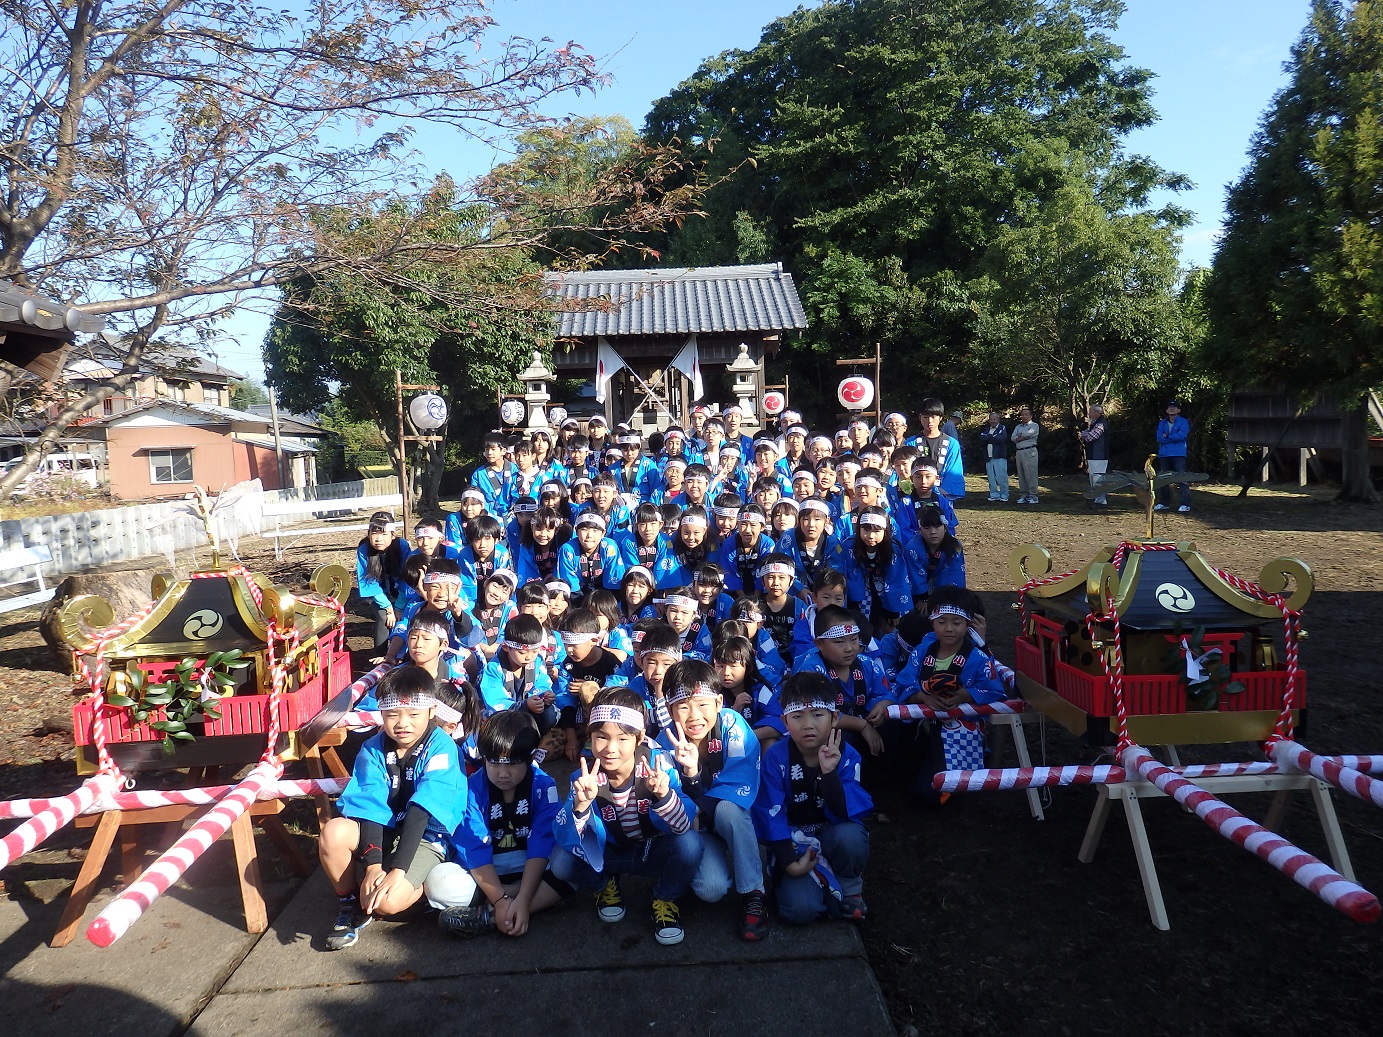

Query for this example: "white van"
[17,453,101,493]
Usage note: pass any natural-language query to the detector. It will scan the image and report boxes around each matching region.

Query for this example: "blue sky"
[213,0,1314,383]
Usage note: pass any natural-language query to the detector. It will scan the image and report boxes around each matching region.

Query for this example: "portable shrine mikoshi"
[923,538,1383,929]
[0,560,383,948]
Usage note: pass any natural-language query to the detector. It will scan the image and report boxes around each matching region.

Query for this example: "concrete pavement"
[3,839,895,1037]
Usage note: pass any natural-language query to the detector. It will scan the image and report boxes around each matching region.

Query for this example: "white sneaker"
[1178,505,1191,513]
[1153,504,1169,512]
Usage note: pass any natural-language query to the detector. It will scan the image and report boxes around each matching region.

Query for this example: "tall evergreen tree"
[1206,0,1382,502]
[645,0,1188,417]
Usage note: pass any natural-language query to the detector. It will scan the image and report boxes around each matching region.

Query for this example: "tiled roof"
[545,263,809,338]
[0,281,106,335]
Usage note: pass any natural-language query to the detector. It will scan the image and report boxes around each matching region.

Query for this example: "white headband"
[711,506,740,520]
[793,470,817,484]
[680,513,709,528]
[575,514,607,532]
[422,570,462,585]
[800,499,831,517]
[560,630,600,645]
[637,644,682,661]
[757,561,795,578]
[786,699,838,714]
[858,512,888,529]
[545,580,572,597]
[433,702,462,725]
[660,593,699,611]
[818,622,860,639]
[929,604,972,621]
[500,638,540,652]
[666,682,719,705]
[665,458,688,471]
[461,488,485,502]
[625,565,654,584]
[588,704,645,731]
[855,475,883,491]
[775,499,800,512]
[378,691,438,711]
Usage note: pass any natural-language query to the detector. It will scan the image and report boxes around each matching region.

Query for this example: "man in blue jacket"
[1154,399,1192,513]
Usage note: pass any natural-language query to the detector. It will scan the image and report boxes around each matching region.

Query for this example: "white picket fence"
[0,477,400,580]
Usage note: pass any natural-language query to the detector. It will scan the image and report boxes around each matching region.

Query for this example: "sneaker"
[438,901,495,938]
[596,877,625,922]
[987,495,999,502]
[1178,505,1191,513]
[739,890,769,942]
[1154,503,1169,512]
[838,893,868,921]
[651,898,684,945]
[325,898,371,951]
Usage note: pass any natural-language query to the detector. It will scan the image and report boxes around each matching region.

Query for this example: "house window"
[148,448,193,484]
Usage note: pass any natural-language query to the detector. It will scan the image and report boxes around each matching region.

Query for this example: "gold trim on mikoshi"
[1178,551,1314,619]
[311,564,351,603]
[1086,555,1141,618]
[1009,543,1116,598]
[56,569,274,657]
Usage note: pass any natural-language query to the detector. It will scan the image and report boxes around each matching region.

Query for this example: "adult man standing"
[979,411,1009,502]
[1155,399,1192,513]
[1079,404,1111,507]
[1010,406,1040,505]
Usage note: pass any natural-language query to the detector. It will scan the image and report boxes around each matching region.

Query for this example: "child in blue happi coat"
[753,672,873,925]
[713,632,782,748]
[554,608,628,761]
[903,503,967,601]
[789,568,848,663]
[793,605,892,760]
[514,507,569,586]
[727,595,788,683]
[657,660,767,941]
[355,512,410,651]
[872,586,1008,801]
[550,687,703,946]
[843,507,913,634]
[425,711,572,938]
[556,512,626,596]
[319,666,469,950]
[478,614,556,732]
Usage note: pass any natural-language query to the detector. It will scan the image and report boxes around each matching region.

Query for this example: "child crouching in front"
[753,672,873,925]
[657,660,767,941]
[550,687,703,946]
[424,711,571,938]
[319,666,468,951]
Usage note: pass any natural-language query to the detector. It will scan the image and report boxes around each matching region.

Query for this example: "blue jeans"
[690,799,765,901]
[550,830,704,902]
[1157,454,1191,507]
[773,822,870,925]
[985,457,1009,500]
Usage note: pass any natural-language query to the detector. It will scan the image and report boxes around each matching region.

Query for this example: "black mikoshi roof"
[1016,541,1313,632]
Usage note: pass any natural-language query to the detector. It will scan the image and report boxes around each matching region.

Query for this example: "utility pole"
[267,386,288,489]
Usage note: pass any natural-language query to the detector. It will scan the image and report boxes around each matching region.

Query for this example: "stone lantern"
[726,343,762,432]
[517,350,552,433]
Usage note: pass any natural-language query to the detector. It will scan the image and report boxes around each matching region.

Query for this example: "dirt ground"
[2,474,1381,1034]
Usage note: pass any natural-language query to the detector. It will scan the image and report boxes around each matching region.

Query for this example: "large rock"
[38,566,175,663]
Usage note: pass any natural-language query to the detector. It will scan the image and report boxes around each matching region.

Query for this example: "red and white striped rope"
[886,699,1027,721]
[0,776,349,819]
[1211,565,1303,742]
[933,759,1280,794]
[1121,744,1379,924]
[0,772,121,870]
[87,759,285,947]
[1318,755,1383,774]
[1269,740,1383,811]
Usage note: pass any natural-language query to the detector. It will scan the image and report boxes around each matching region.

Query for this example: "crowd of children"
[334,399,1015,950]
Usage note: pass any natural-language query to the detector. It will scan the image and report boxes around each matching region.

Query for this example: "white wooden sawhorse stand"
[1078,772,1355,930]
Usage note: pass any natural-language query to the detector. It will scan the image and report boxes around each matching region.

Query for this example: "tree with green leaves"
[229,380,269,410]
[644,0,1189,419]
[1206,0,1381,503]
[264,180,553,509]
[0,1,697,500]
